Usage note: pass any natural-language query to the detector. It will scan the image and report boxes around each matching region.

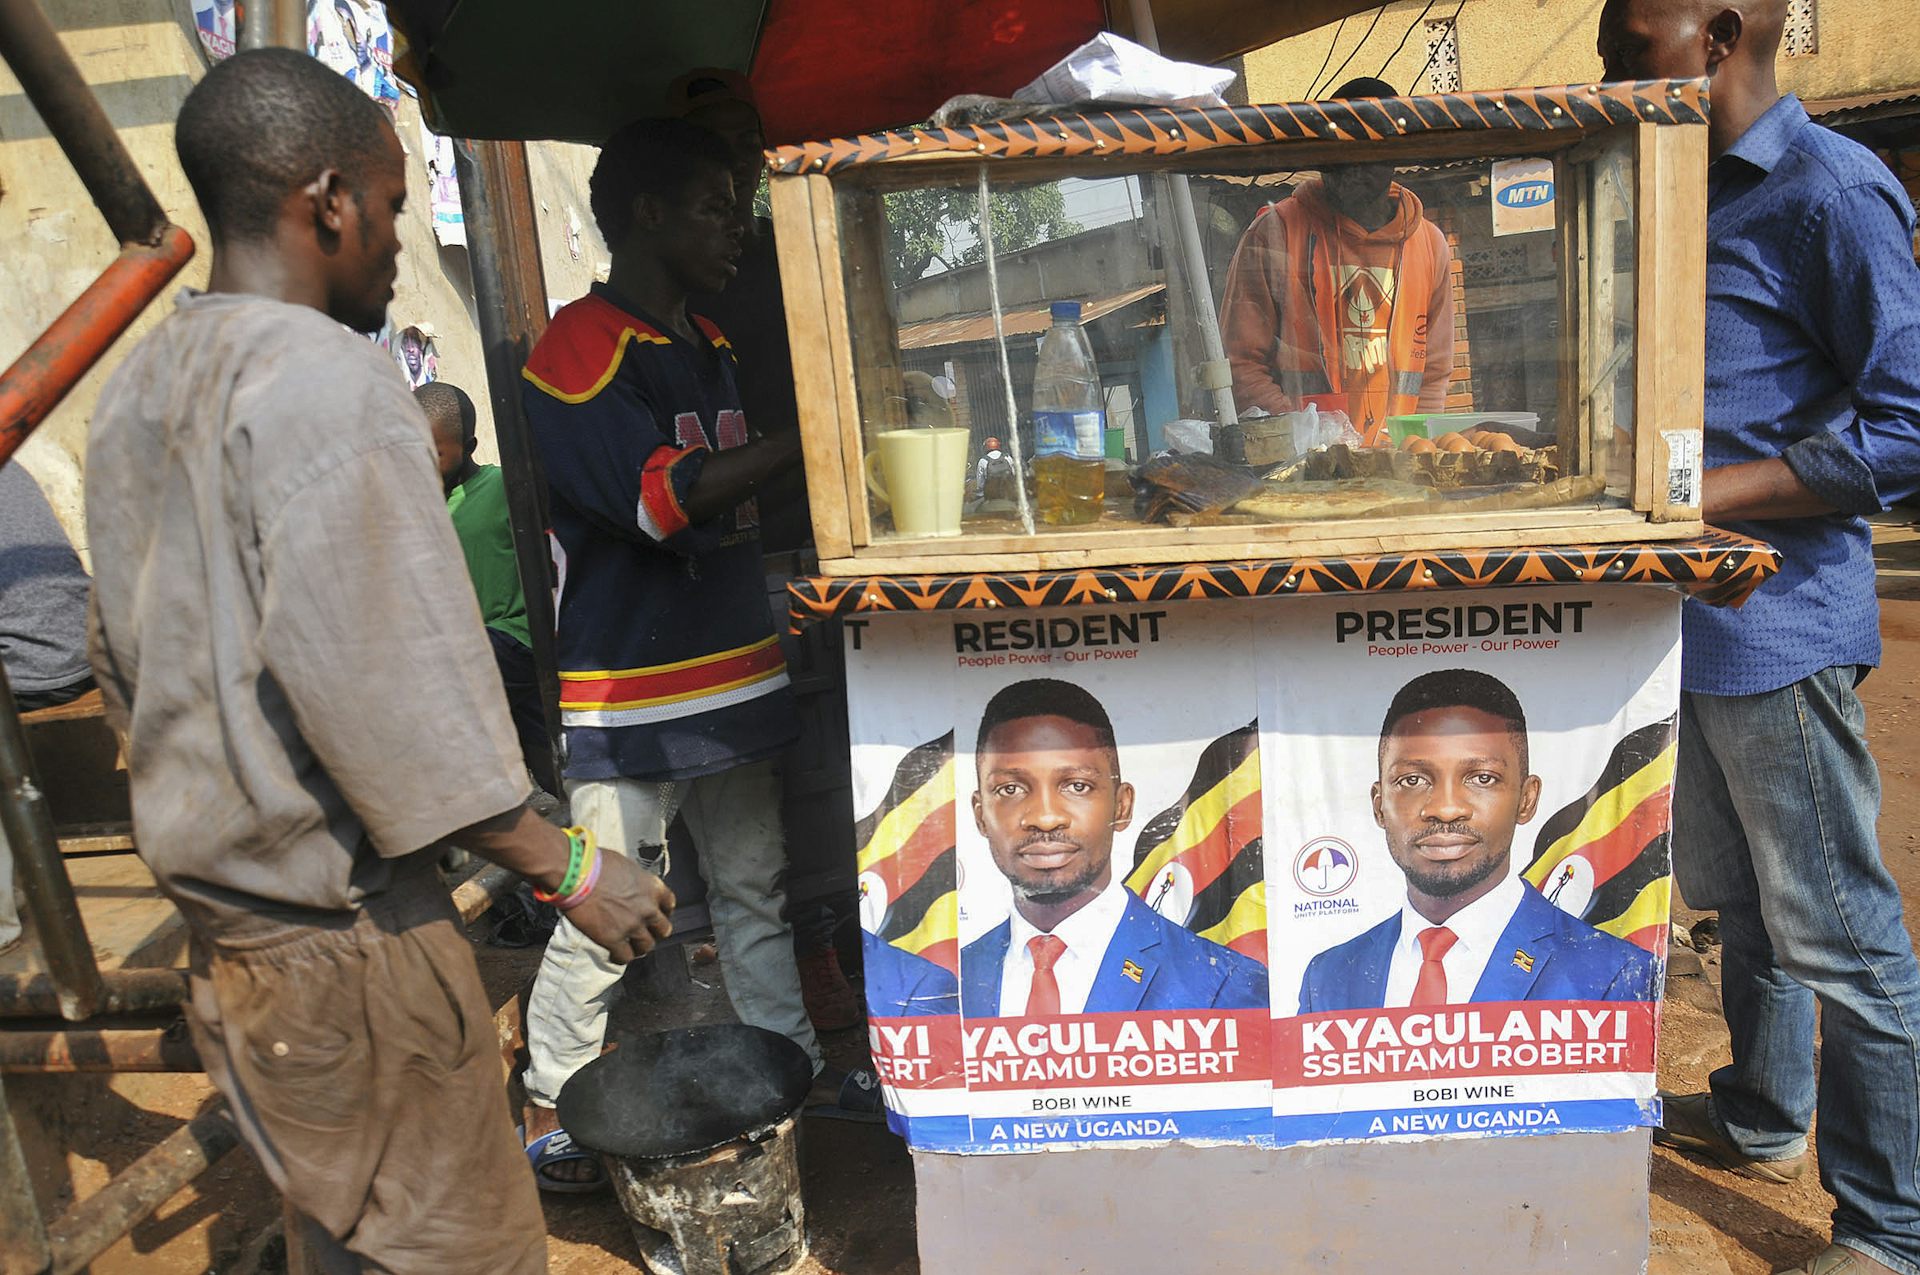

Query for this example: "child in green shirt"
[418,382,556,794]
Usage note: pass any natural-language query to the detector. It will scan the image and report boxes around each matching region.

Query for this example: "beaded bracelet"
[534,827,599,907]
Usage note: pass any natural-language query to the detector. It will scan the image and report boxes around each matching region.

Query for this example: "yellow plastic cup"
[865,428,971,538]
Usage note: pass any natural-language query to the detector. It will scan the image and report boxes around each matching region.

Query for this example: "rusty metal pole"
[0,1074,51,1275]
[44,1109,239,1275]
[0,0,167,246]
[270,0,304,52]
[0,663,101,1022]
[452,138,566,796]
[237,0,272,51]
[0,970,189,1021]
[0,1023,202,1074]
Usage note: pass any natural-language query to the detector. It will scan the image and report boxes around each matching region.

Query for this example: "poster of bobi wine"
[1262,586,1675,1146]
[843,585,1675,1154]
[846,602,1270,1152]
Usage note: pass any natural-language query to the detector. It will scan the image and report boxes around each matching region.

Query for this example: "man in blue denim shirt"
[1601,3,1920,1273]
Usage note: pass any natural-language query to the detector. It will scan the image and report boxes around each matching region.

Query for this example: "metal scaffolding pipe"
[0,0,169,247]
[0,970,189,1022]
[0,229,197,467]
[451,863,516,926]
[0,663,102,1021]
[44,1109,240,1275]
[0,1074,51,1275]
[0,1023,201,1074]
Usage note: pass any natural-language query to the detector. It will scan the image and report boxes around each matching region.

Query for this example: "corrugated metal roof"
[896,283,1165,352]
[1806,88,1920,126]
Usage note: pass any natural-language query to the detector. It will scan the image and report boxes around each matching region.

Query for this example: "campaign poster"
[308,0,400,115]
[391,324,437,389]
[421,123,466,248]
[846,602,1272,1153]
[191,0,237,62]
[1261,585,1676,1146]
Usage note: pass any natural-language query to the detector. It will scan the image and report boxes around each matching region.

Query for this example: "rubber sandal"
[519,1124,607,1194]
[803,1066,886,1124]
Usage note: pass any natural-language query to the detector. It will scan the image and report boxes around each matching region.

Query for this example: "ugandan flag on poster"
[855,732,959,975]
[1522,716,1677,954]
[1124,722,1267,964]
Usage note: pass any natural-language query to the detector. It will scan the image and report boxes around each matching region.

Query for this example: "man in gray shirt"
[85,50,672,1272]
[0,462,93,712]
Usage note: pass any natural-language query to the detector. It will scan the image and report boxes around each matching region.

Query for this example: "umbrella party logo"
[1293,837,1358,898]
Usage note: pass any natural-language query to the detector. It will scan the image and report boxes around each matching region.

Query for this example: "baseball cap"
[665,67,759,119]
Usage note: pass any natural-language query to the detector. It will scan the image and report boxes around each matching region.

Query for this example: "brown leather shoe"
[1773,1242,1902,1274]
[1655,1091,1808,1183]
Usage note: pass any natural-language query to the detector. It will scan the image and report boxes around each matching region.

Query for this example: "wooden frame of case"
[768,81,1708,577]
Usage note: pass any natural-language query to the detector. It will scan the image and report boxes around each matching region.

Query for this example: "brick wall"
[1423,200,1477,413]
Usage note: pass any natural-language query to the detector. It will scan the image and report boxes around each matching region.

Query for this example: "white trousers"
[522,760,820,1107]
[0,825,17,950]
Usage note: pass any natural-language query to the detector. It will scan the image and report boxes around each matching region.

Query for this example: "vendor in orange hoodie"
[1219,77,1457,445]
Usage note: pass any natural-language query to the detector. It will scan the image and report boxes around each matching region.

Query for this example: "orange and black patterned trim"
[766,79,1708,176]
[787,530,1778,631]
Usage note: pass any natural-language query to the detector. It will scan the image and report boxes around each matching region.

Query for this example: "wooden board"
[820,508,1704,576]
[769,175,854,560]
[0,854,186,978]
[1557,150,1588,478]
[1634,122,1709,522]
[836,127,1591,194]
[805,175,878,546]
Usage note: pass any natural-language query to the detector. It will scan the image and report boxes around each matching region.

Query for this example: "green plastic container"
[1385,415,1430,445]
[1105,426,1126,460]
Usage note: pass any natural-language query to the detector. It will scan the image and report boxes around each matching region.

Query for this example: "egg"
[1485,434,1524,453]
[1404,436,1437,455]
[1435,432,1476,453]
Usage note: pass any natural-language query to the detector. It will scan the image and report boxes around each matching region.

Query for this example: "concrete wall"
[0,0,609,555]
[915,1130,1654,1273]
[1240,0,1920,105]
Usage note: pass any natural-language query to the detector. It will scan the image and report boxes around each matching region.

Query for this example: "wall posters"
[847,587,1677,1153]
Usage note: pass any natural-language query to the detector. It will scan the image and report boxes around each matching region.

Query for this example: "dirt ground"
[14,511,1920,1274]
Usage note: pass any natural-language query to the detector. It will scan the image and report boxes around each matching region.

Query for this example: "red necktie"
[1025,935,1068,1016]
[1410,926,1458,1007]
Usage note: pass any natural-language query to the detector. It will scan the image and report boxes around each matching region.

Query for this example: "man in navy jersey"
[519,119,878,1190]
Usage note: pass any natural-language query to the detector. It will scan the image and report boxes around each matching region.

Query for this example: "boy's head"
[174,48,406,332]
[415,382,477,485]
[588,118,742,294]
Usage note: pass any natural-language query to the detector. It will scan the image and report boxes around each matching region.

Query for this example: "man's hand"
[1704,458,1838,523]
[448,804,673,961]
[563,853,675,963]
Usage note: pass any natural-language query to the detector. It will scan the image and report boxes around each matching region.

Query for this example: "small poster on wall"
[190,0,238,61]
[1491,156,1557,236]
[308,0,400,115]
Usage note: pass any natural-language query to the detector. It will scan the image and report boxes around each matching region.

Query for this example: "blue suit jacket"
[1296,883,1659,1014]
[861,930,959,1018]
[960,892,1268,1017]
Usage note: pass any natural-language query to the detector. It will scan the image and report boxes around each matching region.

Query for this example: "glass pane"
[835,136,1634,546]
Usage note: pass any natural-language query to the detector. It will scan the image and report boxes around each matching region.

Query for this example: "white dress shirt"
[1382,872,1525,1008]
[997,879,1131,1016]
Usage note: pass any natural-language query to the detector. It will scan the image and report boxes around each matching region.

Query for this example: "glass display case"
[767,80,1708,574]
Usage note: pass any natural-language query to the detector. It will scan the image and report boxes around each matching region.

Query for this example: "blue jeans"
[1676,668,1920,1274]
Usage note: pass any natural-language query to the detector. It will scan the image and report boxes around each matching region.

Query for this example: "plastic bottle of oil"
[1030,301,1106,526]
